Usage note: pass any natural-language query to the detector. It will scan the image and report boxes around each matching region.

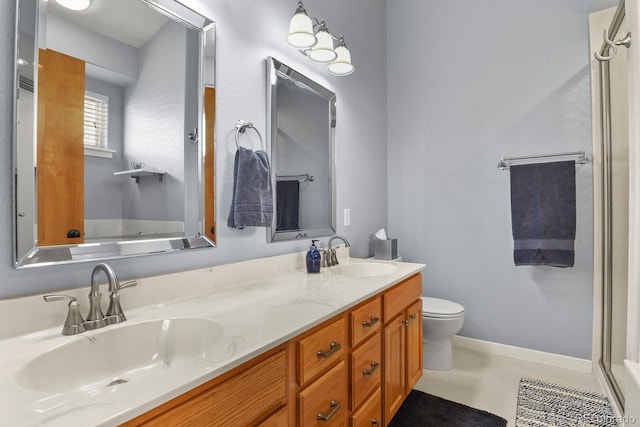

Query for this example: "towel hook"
[594,29,632,61]
[235,120,264,151]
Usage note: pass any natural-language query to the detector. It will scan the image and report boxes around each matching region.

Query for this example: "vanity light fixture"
[55,0,92,11]
[286,1,354,76]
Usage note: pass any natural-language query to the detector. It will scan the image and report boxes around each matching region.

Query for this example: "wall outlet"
[344,208,351,226]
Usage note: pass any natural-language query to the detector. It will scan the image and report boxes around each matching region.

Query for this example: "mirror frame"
[266,57,337,242]
[12,0,216,268]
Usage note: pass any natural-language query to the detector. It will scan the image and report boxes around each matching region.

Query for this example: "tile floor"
[413,346,604,426]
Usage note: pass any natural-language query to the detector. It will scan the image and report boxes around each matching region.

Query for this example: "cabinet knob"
[371,420,380,426]
[67,229,81,238]
[317,341,341,359]
[317,400,341,422]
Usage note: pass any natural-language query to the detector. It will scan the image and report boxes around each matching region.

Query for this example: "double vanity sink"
[0,254,421,426]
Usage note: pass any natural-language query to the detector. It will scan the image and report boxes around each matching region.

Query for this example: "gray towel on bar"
[276,180,300,231]
[227,147,273,229]
[510,160,576,267]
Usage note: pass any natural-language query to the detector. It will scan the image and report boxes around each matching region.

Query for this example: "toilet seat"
[421,297,464,319]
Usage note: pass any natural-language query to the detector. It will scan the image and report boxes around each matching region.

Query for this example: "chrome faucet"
[44,263,137,335]
[327,235,350,266]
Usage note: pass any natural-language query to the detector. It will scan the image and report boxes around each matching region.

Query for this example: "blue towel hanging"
[227,147,273,229]
[509,160,576,267]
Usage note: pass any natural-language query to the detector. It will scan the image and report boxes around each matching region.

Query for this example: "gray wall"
[0,0,388,298]
[123,20,187,222]
[387,0,595,359]
[84,77,125,220]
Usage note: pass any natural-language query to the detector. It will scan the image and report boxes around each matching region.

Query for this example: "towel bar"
[497,151,587,170]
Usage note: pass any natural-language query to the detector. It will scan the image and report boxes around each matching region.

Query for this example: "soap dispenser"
[306,240,321,273]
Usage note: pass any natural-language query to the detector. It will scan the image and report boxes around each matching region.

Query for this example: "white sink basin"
[334,262,398,277]
[16,318,224,393]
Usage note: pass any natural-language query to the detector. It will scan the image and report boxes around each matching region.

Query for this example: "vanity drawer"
[298,360,348,427]
[350,389,381,427]
[350,333,381,411]
[383,274,422,322]
[297,316,346,385]
[350,297,382,347]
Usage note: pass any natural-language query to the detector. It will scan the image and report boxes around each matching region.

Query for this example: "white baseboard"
[452,335,593,373]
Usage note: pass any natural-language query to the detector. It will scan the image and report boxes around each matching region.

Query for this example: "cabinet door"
[298,361,348,427]
[383,314,405,425]
[405,299,423,393]
[37,49,85,246]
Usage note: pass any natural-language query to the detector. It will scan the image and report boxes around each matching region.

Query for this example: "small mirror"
[266,57,336,242]
[13,0,216,268]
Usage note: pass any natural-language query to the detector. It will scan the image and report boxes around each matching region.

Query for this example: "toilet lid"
[421,297,464,318]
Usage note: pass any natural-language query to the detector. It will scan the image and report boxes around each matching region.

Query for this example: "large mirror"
[13,0,216,268]
[266,57,336,242]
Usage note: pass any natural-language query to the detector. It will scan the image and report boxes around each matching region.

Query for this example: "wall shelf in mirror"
[113,168,166,183]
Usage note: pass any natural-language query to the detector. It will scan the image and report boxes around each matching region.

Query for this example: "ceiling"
[48,0,169,49]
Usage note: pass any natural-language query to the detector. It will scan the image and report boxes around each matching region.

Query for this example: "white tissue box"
[375,238,397,260]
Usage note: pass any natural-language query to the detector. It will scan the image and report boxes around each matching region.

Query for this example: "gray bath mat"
[516,377,618,426]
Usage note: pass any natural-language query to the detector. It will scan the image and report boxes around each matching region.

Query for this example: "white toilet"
[421,297,465,371]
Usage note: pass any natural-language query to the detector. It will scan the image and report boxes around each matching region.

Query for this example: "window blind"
[84,91,108,149]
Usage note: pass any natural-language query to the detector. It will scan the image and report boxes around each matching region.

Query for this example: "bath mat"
[388,389,507,427]
[516,377,618,426]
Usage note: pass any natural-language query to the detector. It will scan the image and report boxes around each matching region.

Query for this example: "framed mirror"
[13,0,216,268]
[266,57,336,242]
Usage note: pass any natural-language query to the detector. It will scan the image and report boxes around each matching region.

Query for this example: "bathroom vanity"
[0,251,425,426]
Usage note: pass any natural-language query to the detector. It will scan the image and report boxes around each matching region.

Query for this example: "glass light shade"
[328,45,354,76]
[309,30,337,63]
[288,13,316,48]
[55,0,92,10]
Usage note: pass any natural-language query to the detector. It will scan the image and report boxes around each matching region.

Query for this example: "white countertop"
[0,253,424,426]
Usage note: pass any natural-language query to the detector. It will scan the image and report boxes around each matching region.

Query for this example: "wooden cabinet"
[381,274,423,425]
[257,407,289,427]
[37,49,85,246]
[294,316,348,426]
[405,299,423,394]
[350,297,381,347]
[298,361,348,426]
[350,390,382,427]
[123,273,422,427]
[297,317,346,386]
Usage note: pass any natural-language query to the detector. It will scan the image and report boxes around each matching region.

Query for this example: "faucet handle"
[106,280,137,322]
[119,280,138,290]
[43,295,86,335]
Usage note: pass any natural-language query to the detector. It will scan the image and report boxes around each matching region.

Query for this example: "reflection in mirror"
[266,57,336,242]
[13,0,216,268]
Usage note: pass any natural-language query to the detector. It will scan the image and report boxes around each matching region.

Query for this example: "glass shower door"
[599,8,628,409]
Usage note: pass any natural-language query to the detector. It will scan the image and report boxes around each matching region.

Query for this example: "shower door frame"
[597,1,627,410]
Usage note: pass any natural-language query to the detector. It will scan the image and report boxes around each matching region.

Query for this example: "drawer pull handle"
[317,400,341,421]
[362,316,380,328]
[317,342,341,359]
[372,419,380,426]
[404,319,410,326]
[362,361,380,376]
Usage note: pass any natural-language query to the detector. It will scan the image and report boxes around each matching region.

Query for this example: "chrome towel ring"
[235,120,264,150]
